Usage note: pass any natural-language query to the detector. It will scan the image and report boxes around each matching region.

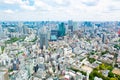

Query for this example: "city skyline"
[0,0,120,21]
[0,11,120,80]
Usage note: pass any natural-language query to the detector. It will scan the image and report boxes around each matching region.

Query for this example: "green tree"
[109,78,118,80]
[114,44,120,50]
[88,58,96,63]
[101,50,109,55]
[108,72,114,77]
[99,63,105,70]
[1,46,5,53]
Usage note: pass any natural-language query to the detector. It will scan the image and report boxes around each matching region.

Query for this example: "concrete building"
[0,68,9,80]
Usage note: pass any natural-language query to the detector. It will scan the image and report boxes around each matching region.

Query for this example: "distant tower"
[84,21,92,27]
[39,27,48,49]
[50,30,58,41]
[40,33,48,49]
[0,25,4,38]
[0,24,3,33]
[68,20,74,32]
[73,22,78,31]
[23,25,28,35]
[58,22,66,37]
[17,22,24,35]
[101,33,106,43]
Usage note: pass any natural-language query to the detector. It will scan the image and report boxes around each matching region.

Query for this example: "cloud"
[19,0,36,11]
[80,0,99,6]
[4,9,14,14]
[34,0,52,11]
[4,0,16,4]
[0,0,120,21]
[3,0,36,11]
[20,5,36,11]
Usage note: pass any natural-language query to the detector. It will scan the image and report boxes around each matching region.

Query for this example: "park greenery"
[114,44,120,50]
[88,58,96,63]
[16,51,24,56]
[5,37,25,44]
[90,50,96,55]
[89,63,120,80]
[101,50,109,55]
[1,46,5,53]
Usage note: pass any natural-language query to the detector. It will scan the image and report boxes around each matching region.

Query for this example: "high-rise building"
[73,22,78,31]
[50,30,58,41]
[58,22,66,37]
[40,33,48,49]
[84,21,92,27]
[0,24,4,38]
[18,22,24,34]
[68,20,73,32]
[51,30,58,37]
[23,25,28,35]
[0,25,3,33]
[0,24,2,33]
[39,27,48,49]
[47,30,51,40]
[100,33,106,43]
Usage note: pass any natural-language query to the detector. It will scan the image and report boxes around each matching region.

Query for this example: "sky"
[0,0,120,21]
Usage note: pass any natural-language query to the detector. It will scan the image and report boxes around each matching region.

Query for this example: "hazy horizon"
[0,0,120,21]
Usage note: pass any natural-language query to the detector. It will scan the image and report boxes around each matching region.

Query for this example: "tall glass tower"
[40,33,48,49]
[58,22,66,37]
[39,27,48,49]
[68,20,73,32]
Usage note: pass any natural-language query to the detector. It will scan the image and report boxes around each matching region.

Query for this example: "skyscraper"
[50,30,58,41]
[40,33,48,49]
[58,22,66,37]
[68,20,73,32]
[100,33,106,43]
[18,22,24,34]
[84,21,92,27]
[0,25,3,33]
[0,24,5,39]
[23,25,28,35]
[39,27,48,49]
